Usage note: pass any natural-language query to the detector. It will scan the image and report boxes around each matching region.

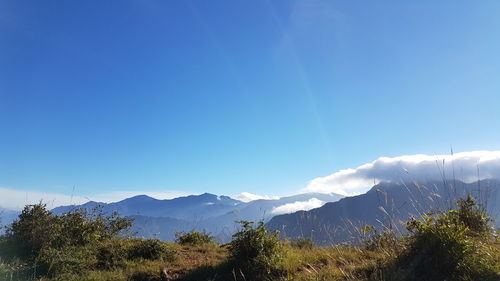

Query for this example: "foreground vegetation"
[1,196,499,281]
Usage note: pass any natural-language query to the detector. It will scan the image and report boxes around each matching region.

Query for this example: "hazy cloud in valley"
[272,198,326,215]
[271,198,326,215]
[232,192,279,203]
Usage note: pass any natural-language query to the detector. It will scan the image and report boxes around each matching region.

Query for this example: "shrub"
[228,221,283,281]
[5,203,133,263]
[389,195,498,281]
[0,235,22,262]
[175,231,214,246]
[8,203,60,259]
[448,194,492,236]
[53,207,132,249]
[95,239,129,270]
[127,239,175,261]
[96,238,176,270]
[36,246,96,277]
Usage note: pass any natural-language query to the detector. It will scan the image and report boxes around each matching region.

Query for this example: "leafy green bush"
[1,203,134,277]
[8,203,60,259]
[95,238,176,270]
[385,195,498,281]
[54,207,133,248]
[448,194,492,236]
[175,231,214,245]
[228,221,283,281]
[95,239,129,270]
[127,239,175,261]
[4,203,133,263]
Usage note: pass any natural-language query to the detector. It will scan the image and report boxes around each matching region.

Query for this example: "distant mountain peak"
[117,194,157,204]
[127,194,155,200]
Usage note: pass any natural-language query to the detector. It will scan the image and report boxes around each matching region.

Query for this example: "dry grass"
[280,245,385,281]
[3,239,500,281]
[20,243,383,281]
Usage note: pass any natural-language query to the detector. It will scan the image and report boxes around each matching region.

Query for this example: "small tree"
[8,203,60,259]
[228,221,283,281]
[448,194,492,236]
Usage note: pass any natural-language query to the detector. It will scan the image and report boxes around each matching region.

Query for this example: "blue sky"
[1,0,500,202]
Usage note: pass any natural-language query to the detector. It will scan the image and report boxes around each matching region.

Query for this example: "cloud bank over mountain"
[303,151,500,196]
[3,151,499,210]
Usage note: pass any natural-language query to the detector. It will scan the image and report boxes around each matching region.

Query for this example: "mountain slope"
[184,193,345,241]
[125,193,344,242]
[266,179,500,245]
[0,207,20,234]
[129,215,191,241]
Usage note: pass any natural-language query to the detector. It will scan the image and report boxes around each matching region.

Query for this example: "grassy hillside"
[1,197,499,281]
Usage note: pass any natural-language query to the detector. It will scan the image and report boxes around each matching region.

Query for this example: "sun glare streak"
[264,0,334,163]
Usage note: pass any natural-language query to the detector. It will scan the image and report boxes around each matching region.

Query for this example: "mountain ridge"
[51,192,344,241]
[266,179,500,245]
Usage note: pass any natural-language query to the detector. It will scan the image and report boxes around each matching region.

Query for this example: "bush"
[449,194,492,236]
[127,239,175,261]
[8,203,60,259]
[53,207,133,248]
[96,238,176,270]
[228,221,283,281]
[175,231,214,246]
[4,203,133,263]
[95,239,129,270]
[1,203,134,277]
[0,235,22,262]
[384,195,498,281]
[36,246,96,277]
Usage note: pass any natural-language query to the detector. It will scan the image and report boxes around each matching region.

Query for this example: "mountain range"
[3,179,499,243]
[266,179,500,245]
[51,192,344,241]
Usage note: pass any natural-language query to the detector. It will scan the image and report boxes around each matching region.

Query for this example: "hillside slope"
[267,179,500,245]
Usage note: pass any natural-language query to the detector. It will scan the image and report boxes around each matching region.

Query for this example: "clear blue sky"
[1,0,500,198]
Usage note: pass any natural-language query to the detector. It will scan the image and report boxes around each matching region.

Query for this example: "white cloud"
[303,150,500,196]
[271,198,326,215]
[0,188,190,210]
[232,192,279,203]
[0,188,88,210]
